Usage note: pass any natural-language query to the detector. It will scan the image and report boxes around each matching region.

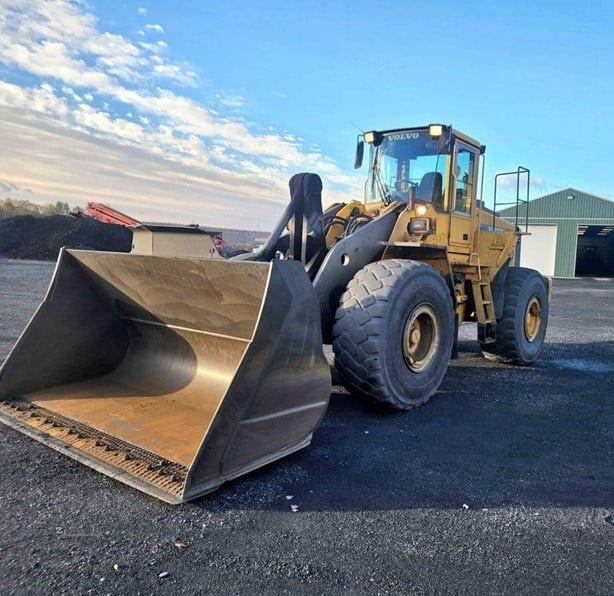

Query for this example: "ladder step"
[471,279,496,325]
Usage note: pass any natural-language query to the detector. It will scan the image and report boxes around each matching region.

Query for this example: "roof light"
[364,131,377,144]
[428,124,444,138]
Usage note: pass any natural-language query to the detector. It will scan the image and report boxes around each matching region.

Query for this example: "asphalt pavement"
[0,258,612,595]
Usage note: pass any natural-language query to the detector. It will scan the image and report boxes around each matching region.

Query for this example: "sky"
[1,0,613,230]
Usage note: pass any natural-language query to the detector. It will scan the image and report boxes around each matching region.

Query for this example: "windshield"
[366,130,450,208]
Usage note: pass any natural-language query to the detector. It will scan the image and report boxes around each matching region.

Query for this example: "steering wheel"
[391,181,417,202]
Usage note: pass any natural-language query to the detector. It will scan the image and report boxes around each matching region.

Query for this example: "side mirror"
[354,139,364,169]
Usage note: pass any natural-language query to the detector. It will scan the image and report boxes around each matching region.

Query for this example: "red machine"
[83,202,141,227]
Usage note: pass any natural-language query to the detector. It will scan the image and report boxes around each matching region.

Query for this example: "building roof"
[134,223,221,235]
[498,187,614,220]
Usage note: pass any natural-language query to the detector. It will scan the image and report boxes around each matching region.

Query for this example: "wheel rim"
[402,304,441,372]
[524,296,542,342]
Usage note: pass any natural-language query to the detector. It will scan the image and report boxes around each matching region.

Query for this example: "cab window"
[454,147,476,214]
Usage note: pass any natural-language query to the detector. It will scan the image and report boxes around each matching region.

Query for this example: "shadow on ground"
[192,338,614,513]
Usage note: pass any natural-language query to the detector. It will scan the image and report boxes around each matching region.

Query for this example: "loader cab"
[358,125,452,211]
[356,124,484,254]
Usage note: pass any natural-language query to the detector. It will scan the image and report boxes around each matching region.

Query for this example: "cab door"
[449,142,478,253]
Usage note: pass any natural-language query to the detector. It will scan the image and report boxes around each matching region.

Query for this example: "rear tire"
[481,267,548,364]
[332,260,455,410]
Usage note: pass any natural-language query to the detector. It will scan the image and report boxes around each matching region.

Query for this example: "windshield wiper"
[373,159,391,205]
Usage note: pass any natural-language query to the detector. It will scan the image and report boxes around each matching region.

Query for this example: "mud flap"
[0,249,331,503]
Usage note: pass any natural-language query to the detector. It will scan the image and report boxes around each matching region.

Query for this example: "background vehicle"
[0,124,549,502]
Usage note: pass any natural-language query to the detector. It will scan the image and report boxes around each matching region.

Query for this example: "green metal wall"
[499,189,614,277]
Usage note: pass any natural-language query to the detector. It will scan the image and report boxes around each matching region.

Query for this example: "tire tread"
[333,259,453,409]
[483,267,547,363]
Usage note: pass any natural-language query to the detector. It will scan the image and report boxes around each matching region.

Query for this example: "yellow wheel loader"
[0,124,549,503]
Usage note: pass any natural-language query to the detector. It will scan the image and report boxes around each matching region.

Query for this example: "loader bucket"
[0,249,330,503]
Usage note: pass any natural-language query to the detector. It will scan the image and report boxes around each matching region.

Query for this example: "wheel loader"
[0,124,549,503]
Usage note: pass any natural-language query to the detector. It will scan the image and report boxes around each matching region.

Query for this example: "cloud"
[530,177,548,191]
[137,7,147,16]
[145,23,164,34]
[215,93,245,109]
[0,0,362,229]
[495,171,549,193]
[0,180,20,193]
[0,107,277,225]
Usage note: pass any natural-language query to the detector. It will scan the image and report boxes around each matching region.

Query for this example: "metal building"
[131,223,222,258]
[499,188,614,277]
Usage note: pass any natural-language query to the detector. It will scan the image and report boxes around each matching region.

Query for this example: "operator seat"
[415,171,443,207]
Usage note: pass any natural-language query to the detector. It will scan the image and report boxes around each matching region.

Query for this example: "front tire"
[481,267,548,364]
[332,260,455,410]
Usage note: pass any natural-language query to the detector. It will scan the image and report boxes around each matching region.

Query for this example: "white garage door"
[519,225,558,276]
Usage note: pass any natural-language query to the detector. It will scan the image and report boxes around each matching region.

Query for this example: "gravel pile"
[0,215,132,260]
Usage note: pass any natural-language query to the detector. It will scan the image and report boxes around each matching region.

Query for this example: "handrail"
[493,166,530,233]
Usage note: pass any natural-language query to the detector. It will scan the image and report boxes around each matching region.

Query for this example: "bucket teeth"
[0,399,188,497]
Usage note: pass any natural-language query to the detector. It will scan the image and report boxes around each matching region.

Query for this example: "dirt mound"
[0,215,132,260]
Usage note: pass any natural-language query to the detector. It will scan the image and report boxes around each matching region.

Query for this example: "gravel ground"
[0,258,613,595]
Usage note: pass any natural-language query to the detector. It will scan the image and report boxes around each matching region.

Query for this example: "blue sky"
[1,0,613,229]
